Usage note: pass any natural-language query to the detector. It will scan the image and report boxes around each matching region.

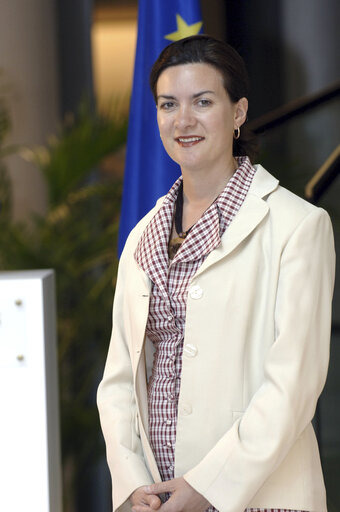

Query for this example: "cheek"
[213,113,234,140]
[202,111,224,132]
[157,116,172,139]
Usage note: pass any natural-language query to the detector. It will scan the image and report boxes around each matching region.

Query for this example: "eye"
[197,99,212,107]
[159,101,176,111]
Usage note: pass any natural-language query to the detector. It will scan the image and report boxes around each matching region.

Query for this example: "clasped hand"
[130,477,210,512]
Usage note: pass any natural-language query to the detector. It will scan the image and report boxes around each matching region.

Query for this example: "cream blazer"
[97,165,335,512]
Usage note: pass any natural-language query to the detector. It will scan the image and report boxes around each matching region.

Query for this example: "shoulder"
[252,164,332,231]
[120,196,166,260]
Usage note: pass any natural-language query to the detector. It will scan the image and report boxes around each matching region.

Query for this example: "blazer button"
[189,285,203,299]
[180,403,192,416]
[183,344,198,357]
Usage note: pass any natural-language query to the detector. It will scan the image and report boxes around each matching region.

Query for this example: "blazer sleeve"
[183,207,335,512]
[97,245,153,512]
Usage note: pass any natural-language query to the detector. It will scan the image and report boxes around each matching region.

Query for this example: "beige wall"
[91,6,137,116]
[0,0,60,219]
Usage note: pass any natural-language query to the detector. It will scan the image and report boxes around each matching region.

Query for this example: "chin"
[171,152,203,169]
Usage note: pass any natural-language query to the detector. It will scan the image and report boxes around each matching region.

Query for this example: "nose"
[175,104,196,130]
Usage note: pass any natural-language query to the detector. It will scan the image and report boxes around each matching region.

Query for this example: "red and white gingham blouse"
[134,157,304,512]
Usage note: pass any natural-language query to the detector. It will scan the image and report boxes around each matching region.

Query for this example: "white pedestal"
[0,270,62,511]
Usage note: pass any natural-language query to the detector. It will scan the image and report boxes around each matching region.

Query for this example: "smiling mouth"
[175,136,204,147]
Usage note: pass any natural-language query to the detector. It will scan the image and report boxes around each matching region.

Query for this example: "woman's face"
[156,63,247,172]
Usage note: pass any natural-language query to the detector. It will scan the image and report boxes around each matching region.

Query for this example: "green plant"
[0,75,14,222]
[0,101,127,511]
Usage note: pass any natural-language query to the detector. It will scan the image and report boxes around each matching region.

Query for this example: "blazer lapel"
[194,165,279,277]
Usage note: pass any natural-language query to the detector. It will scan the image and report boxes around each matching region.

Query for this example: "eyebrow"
[156,90,215,102]
[193,90,215,98]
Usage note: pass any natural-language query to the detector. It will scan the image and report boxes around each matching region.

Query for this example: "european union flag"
[118,0,203,254]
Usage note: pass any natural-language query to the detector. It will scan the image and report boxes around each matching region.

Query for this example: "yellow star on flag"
[164,14,203,42]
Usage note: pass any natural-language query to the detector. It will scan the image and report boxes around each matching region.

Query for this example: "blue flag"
[118,0,203,254]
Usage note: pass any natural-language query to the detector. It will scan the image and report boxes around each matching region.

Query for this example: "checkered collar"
[134,177,180,296]
[134,156,256,291]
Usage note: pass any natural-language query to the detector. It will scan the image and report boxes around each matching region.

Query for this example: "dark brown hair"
[150,34,258,162]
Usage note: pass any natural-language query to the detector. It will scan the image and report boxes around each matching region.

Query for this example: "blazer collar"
[133,165,279,282]
[248,164,279,198]
[193,165,279,277]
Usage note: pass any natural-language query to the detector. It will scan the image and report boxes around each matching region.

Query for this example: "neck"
[181,155,238,207]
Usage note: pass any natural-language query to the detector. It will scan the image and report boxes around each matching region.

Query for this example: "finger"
[145,481,173,495]
[147,494,162,509]
[132,505,154,512]
[157,497,177,512]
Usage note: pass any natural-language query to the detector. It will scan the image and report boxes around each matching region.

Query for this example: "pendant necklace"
[168,181,193,258]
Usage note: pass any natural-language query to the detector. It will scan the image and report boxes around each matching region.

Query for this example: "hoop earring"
[234,127,240,140]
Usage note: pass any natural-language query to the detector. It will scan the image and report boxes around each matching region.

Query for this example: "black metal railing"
[248,80,340,134]
[248,80,340,202]
[305,144,340,203]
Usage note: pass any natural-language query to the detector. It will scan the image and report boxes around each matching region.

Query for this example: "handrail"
[248,80,340,134]
[305,144,340,203]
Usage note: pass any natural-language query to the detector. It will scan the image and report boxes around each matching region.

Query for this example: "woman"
[97,35,335,512]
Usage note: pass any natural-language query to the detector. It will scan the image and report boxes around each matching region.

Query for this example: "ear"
[234,97,248,129]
